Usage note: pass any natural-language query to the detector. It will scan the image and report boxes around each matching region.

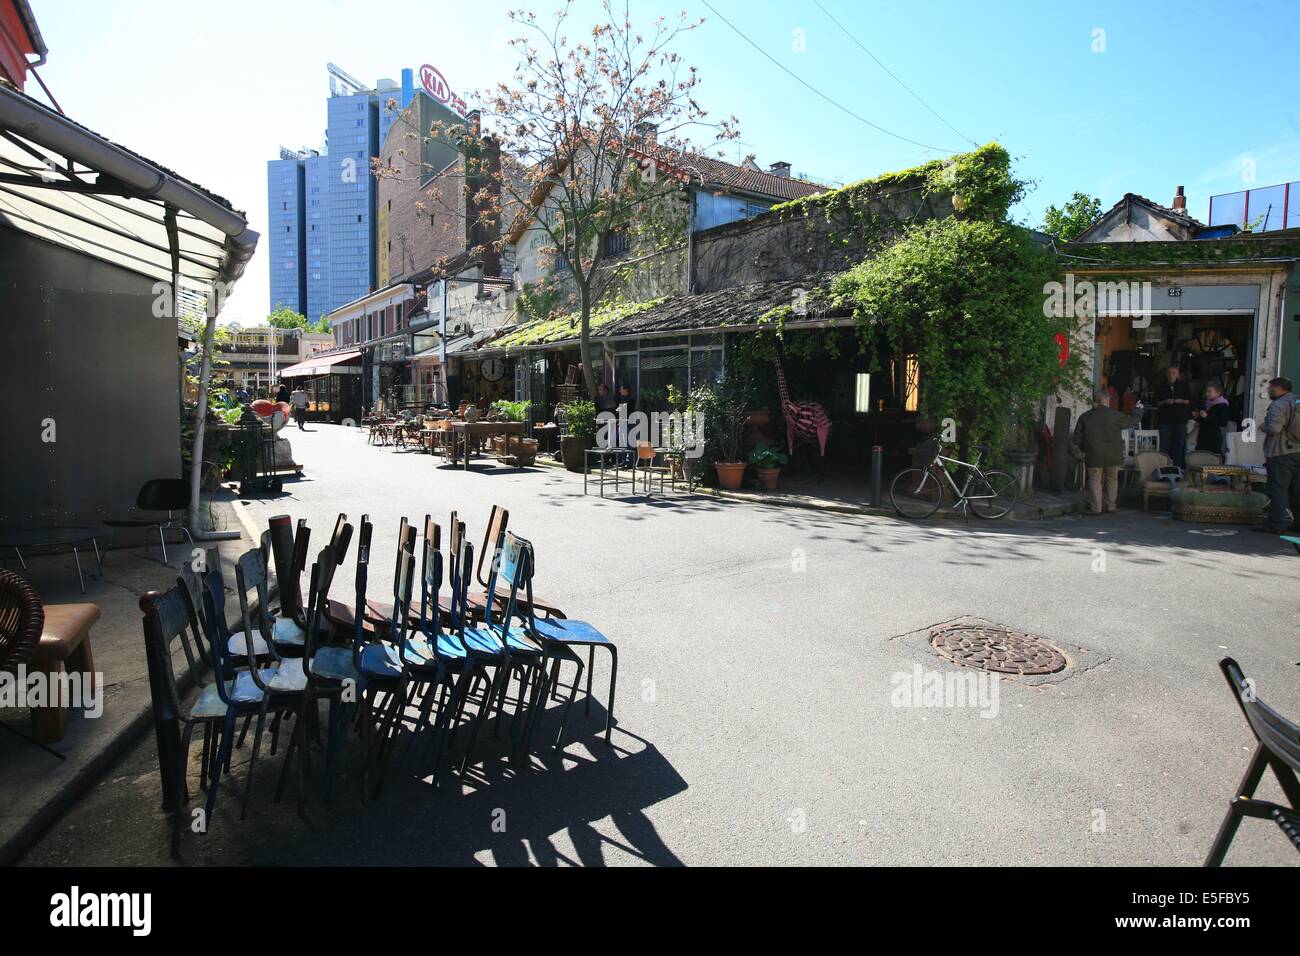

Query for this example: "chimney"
[769,161,791,178]
[1171,185,1187,213]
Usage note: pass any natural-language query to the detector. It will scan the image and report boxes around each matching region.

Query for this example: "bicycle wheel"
[968,470,1019,519]
[891,467,944,519]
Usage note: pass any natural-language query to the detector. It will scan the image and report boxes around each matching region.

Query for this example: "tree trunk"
[577,283,597,397]
[187,312,217,535]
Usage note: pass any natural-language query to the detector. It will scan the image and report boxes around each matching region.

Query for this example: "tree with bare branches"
[388,1,737,396]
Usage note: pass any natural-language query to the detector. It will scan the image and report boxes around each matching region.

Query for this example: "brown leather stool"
[31,603,100,743]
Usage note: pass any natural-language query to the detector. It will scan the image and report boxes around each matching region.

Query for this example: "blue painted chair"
[232,548,310,818]
[351,517,423,799]
[275,525,359,812]
[196,564,282,827]
[512,534,619,746]
[455,532,551,775]
[141,581,220,858]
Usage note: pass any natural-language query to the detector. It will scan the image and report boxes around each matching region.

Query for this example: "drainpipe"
[685,190,694,294]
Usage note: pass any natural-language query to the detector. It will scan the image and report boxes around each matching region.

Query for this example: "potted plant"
[561,400,597,472]
[749,443,789,490]
[697,376,752,489]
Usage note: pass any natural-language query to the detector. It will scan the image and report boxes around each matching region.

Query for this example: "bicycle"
[890,441,1019,519]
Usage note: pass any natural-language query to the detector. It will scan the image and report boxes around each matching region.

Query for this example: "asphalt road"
[23,423,1300,866]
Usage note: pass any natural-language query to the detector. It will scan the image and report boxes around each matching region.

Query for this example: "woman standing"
[1193,382,1231,456]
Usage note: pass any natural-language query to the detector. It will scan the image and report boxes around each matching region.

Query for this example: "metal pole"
[871,445,883,507]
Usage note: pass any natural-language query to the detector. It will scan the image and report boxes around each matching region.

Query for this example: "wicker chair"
[0,569,43,676]
[0,570,54,756]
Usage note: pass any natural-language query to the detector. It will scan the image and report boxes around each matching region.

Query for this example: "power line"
[811,0,978,147]
[698,0,962,154]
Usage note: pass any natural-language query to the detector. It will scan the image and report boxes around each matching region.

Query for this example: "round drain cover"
[930,623,1067,675]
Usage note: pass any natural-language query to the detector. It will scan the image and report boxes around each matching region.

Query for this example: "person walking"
[289,384,309,430]
[275,381,291,405]
[1073,389,1133,514]
[1154,364,1191,468]
[1253,376,1300,535]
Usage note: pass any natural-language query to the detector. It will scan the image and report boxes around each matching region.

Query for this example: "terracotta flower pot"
[715,461,746,489]
[756,467,781,490]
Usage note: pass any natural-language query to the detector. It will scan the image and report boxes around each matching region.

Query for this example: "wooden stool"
[30,603,100,743]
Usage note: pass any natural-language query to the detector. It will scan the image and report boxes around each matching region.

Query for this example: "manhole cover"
[930,623,1068,675]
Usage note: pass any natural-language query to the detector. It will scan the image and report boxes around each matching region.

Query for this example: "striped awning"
[280,348,362,377]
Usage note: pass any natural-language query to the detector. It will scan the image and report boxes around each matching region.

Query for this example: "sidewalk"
[0,502,254,864]
[533,457,1087,520]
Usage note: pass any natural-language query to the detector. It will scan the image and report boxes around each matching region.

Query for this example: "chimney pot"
[769,161,791,178]
[1172,185,1187,212]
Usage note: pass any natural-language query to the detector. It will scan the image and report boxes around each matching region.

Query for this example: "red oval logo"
[419,64,451,103]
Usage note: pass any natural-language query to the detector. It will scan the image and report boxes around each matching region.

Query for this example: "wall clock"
[480,357,505,382]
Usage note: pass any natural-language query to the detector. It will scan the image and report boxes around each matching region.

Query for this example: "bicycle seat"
[974,443,991,454]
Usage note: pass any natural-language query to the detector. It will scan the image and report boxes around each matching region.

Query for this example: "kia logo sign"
[419,64,466,114]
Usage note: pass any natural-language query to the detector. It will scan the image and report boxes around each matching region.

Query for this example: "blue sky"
[28,0,1300,323]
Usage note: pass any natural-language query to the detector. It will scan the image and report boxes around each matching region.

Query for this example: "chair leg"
[585,646,595,715]
[206,710,237,826]
[241,704,269,820]
[1205,743,1270,867]
[158,524,168,563]
[604,644,618,744]
[460,666,504,776]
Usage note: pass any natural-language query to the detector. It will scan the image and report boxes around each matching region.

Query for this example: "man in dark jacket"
[1154,365,1191,468]
[1073,389,1134,514]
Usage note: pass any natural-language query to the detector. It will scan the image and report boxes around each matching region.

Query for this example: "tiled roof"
[481,273,845,354]
[1120,192,1206,228]
[675,153,825,202]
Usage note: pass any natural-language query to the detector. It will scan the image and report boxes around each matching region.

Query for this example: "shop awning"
[280,348,362,377]
[0,85,257,291]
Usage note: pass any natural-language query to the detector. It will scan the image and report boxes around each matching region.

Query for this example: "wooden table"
[448,421,528,470]
[1189,464,1261,491]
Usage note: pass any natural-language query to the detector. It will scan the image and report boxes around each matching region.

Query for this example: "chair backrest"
[483,531,533,637]
[416,516,442,635]
[141,585,207,722]
[137,477,190,513]
[350,516,373,671]
[266,514,303,618]
[0,569,43,674]
[1185,450,1223,468]
[388,519,417,638]
[199,566,243,705]
[329,513,351,565]
[476,505,509,591]
[447,510,462,602]
[1220,657,1300,777]
[446,538,474,638]
[1135,450,1171,481]
[301,542,339,680]
[234,549,276,662]
[178,547,222,635]
[636,441,655,464]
